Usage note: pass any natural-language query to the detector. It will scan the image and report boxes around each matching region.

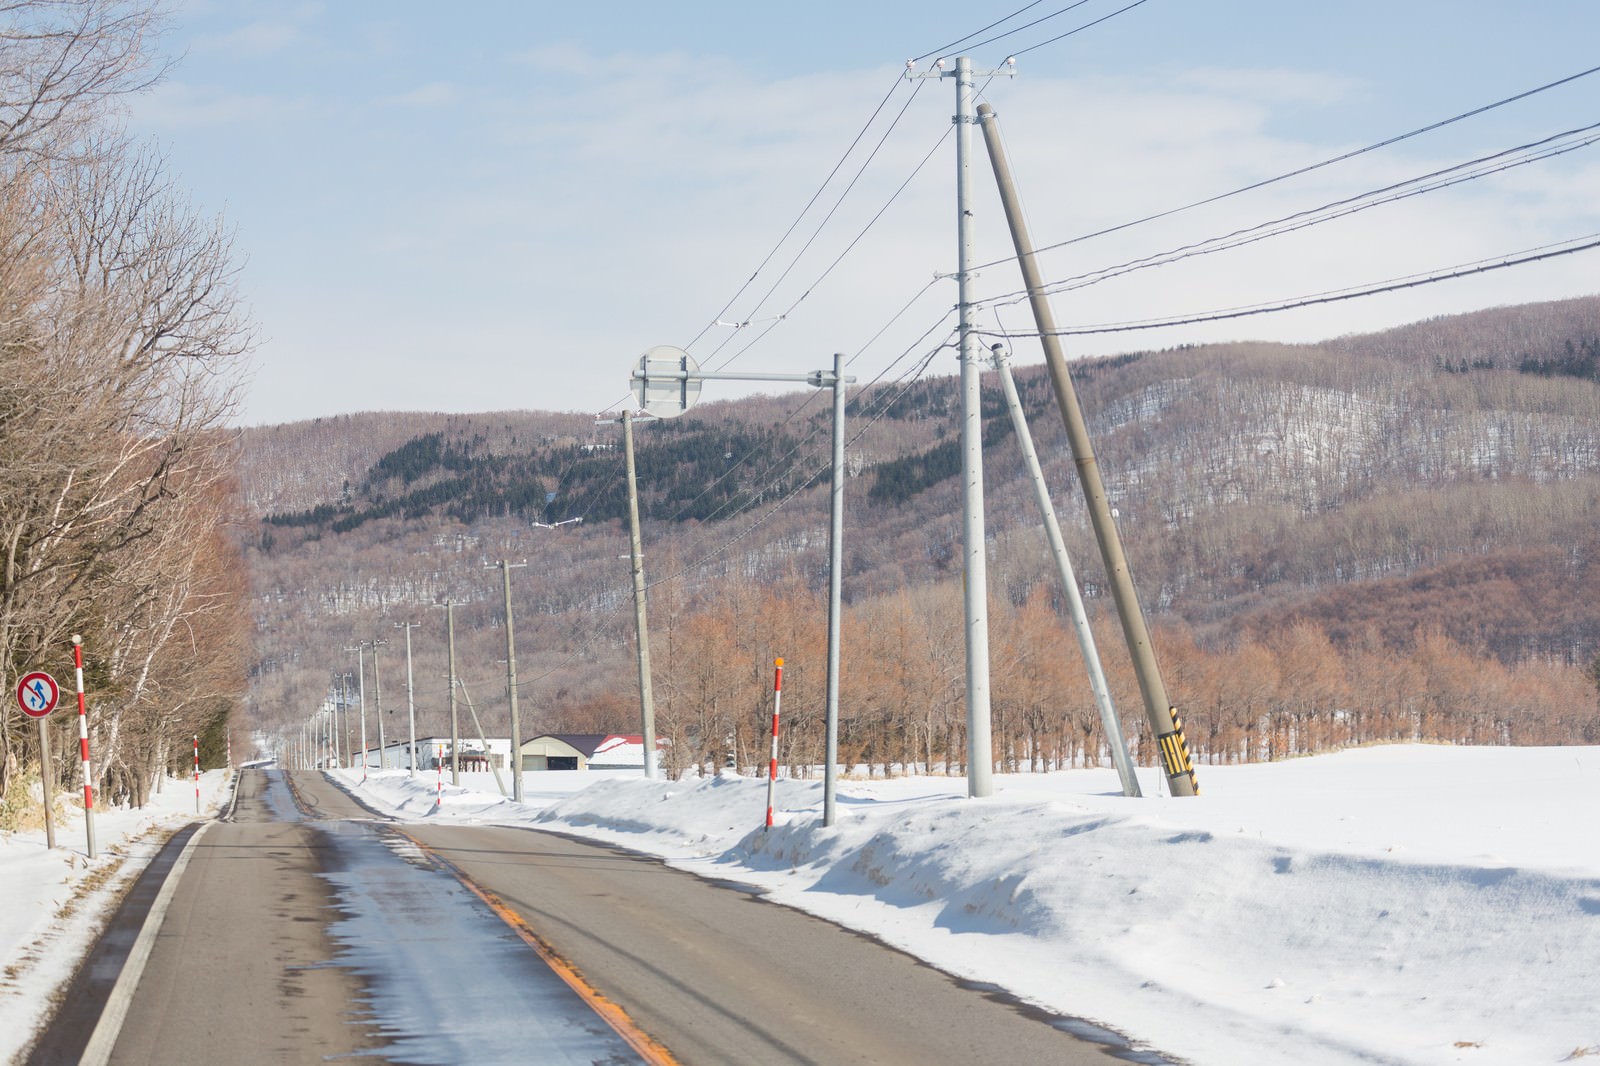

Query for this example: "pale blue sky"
[127,2,1600,424]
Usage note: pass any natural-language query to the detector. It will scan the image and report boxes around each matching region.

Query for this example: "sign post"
[17,670,60,849]
[629,347,854,825]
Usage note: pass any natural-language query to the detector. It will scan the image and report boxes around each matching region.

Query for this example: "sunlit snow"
[3,746,1598,1065]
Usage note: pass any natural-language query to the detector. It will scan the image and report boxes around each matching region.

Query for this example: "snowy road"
[34,770,1123,1064]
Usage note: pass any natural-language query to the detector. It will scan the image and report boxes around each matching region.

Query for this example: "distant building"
[365,737,511,771]
[521,733,665,771]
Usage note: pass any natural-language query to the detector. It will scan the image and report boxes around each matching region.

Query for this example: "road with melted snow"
[32,769,1125,1065]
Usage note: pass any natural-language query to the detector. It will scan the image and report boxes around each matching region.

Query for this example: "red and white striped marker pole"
[764,658,784,830]
[71,636,97,859]
[436,755,443,810]
[193,733,200,814]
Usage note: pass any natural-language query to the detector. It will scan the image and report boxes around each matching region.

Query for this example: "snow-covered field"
[3,747,1597,1064]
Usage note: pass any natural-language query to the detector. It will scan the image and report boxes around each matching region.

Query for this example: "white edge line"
[77,821,213,1066]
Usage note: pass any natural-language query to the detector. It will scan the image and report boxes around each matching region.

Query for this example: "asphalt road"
[34,770,1132,1065]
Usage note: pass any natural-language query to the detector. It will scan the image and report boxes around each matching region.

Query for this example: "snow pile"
[0,769,232,1063]
[348,746,1600,1065]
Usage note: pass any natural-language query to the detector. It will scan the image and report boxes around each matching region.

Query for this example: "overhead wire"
[683,73,916,357]
[642,329,958,597]
[532,2,1199,682]
[1008,0,1151,58]
[911,0,1049,63]
[981,120,1600,308]
[923,1,1094,62]
[971,61,1600,275]
[688,299,960,528]
[977,233,1600,338]
[706,75,932,370]
[514,320,960,690]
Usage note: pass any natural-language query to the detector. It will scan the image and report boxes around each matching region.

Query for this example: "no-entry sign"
[17,671,60,718]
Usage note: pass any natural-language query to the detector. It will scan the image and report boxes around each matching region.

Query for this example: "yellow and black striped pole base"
[1157,706,1200,796]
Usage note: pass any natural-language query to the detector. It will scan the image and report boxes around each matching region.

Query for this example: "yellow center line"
[396,829,680,1066]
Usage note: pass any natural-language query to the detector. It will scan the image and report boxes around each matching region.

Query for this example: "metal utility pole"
[621,410,660,779]
[628,347,855,816]
[344,643,370,781]
[991,344,1140,797]
[489,560,528,802]
[372,640,389,770]
[910,55,1013,797]
[437,602,461,786]
[977,100,1198,796]
[822,352,846,825]
[396,621,421,777]
[330,676,346,769]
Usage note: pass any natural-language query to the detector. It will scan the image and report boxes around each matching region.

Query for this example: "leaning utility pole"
[977,101,1198,796]
[489,560,528,802]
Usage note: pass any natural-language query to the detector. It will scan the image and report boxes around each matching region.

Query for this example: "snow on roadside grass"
[346,746,1600,1066]
[0,770,231,1064]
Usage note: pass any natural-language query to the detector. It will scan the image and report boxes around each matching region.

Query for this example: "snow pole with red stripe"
[71,636,97,859]
[764,658,784,830]
[194,733,200,813]
[436,755,443,810]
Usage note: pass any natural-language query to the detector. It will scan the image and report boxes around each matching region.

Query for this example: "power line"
[517,327,959,689]
[982,233,1600,338]
[684,73,913,357]
[983,120,1600,307]
[707,76,932,370]
[922,1,1093,63]
[1010,0,1150,58]
[972,61,1600,274]
[911,1,1049,63]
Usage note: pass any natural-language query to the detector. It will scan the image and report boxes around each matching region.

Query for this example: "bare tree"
[0,0,165,162]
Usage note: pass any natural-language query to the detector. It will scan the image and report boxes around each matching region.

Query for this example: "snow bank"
[0,770,232,1063]
[349,746,1600,1065]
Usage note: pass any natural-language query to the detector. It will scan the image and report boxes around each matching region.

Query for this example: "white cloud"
[383,82,461,108]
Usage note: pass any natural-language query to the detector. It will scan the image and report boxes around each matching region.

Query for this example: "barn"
[520,733,663,771]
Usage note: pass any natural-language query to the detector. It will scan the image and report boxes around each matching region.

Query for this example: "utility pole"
[371,639,389,770]
[621,410,660,779]
[627,348,855,813]
[344,643,370,782]
[396,621,421,777]
[822,352,846,825]
[910,55,1014,797]
[489,560,528,802]
[436,602,461,786]
[977,100,1197,796]
[330,675,346,769]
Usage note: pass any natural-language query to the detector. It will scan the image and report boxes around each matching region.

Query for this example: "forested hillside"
[237,295,1600,774]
